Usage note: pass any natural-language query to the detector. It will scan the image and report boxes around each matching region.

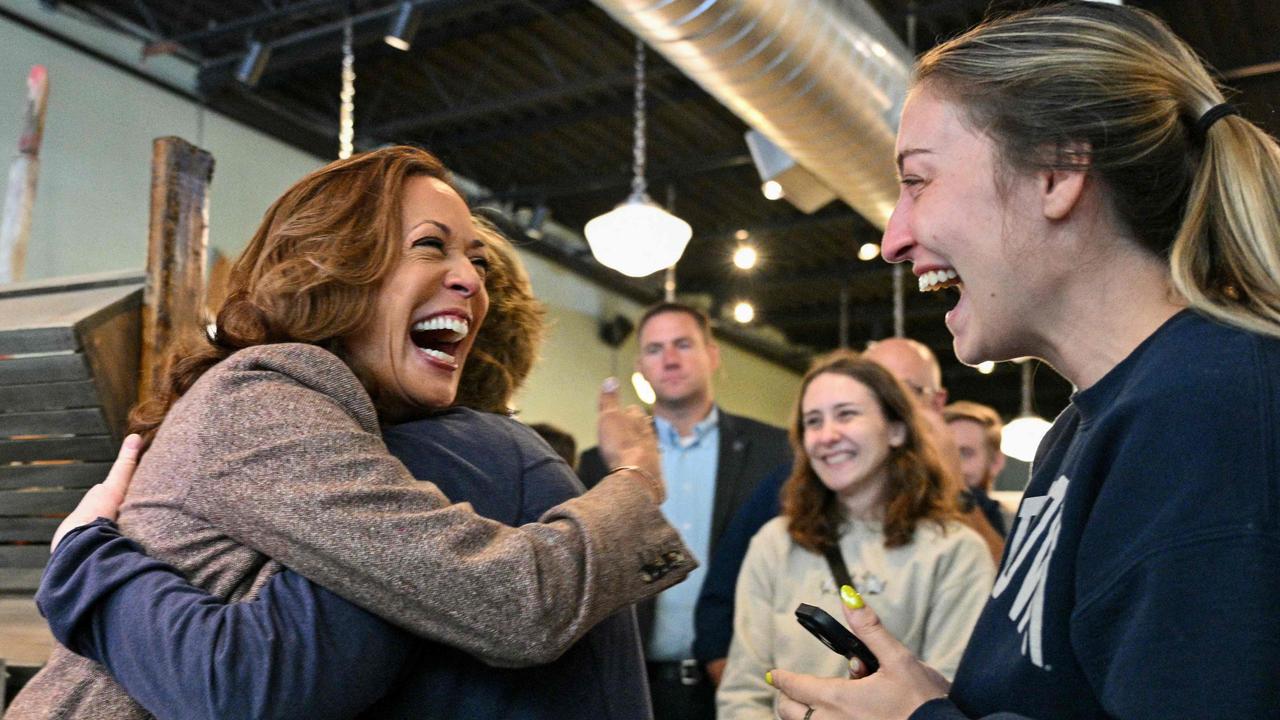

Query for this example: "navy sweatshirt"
[38,408,651,720]
[914,310,1280,719]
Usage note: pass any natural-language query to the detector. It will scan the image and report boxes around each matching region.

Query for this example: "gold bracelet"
[608,465,663,502]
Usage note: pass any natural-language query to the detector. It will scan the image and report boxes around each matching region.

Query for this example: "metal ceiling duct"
[590,0,911,229]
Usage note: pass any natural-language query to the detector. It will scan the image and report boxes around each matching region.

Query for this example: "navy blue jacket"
[961,488,1007,537]
[691,462,789,663]
[914,311,1280,719]
[39,408,651,720]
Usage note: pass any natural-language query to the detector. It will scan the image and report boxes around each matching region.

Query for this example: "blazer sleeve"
[39,520,409,720]
[175,344,694,668]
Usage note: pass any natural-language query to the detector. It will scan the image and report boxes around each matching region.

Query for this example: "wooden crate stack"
[0,137,211,595]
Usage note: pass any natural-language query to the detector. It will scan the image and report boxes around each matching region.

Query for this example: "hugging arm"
[39,520,410,720]
[162,346,691,667]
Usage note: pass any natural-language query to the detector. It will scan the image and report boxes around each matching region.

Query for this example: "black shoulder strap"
[822,543,855,591]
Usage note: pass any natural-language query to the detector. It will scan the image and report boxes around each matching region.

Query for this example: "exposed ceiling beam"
[703,208,871,239]
[147,0,351,51]
[206,82,345,158]
[369,66,680,137]
[756,300,947,327]
[196,0,586,91]
[681,261,894,293]
[480,151,752,202]
[416,77,707,148]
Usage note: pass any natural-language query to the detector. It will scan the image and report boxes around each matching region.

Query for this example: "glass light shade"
[733,301,754,323]
[1001,415,1052,463]
[585,198,692,277]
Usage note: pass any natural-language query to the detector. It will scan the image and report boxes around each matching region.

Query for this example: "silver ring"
[803,707,815,720]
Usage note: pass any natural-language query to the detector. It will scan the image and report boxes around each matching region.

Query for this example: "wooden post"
[0,66,50,284]
[140,137,214,403]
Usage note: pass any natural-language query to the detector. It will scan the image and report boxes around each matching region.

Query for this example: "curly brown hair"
[453,217,546,414]
[783,350,957,552]
[129,146,457,443]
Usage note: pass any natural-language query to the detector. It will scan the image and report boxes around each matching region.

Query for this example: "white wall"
[0,7,321,279]
[0,5,801,450]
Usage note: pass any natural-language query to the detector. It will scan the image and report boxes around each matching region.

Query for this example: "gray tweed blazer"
[9,343,693,719]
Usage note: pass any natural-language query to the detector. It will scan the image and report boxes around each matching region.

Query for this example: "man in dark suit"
[579,302,790,720]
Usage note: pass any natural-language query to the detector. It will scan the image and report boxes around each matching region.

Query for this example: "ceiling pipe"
[588,0,911,229]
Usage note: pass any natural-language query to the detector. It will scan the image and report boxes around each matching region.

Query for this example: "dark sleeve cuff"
[36,517,153,655]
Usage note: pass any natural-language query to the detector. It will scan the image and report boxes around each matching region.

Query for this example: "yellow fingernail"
[765,670,774,686]
[841,585,864,609]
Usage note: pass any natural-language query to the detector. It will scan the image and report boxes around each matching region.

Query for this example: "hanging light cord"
[630,37,649,201]
[1021,360,1034,416]
[338,17,355,159]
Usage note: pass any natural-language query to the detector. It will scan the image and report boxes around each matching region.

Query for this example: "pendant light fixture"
[1001,360,1052,462]
[338,17,355,159]
[584,38,691,278]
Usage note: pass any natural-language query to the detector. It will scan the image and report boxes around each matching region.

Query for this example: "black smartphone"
[795,603,880,674]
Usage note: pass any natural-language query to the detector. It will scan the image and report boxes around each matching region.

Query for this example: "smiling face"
[801,372,906,512]
[948,417,999,491]
[881,85,1051,365]
[343,175,490,422]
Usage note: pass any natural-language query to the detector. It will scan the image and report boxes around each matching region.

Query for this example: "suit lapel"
[711,411,750,555]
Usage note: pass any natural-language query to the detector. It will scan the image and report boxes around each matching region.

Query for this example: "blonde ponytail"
[1171,117,1280,337]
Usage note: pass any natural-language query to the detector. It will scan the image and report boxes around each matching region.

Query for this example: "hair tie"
[1195,103,1239,141]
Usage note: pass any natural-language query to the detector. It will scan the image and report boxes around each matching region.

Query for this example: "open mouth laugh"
[409,314,470,367]
[918,268,962,293]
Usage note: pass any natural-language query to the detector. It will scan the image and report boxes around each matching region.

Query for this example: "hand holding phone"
[795,603,880,674]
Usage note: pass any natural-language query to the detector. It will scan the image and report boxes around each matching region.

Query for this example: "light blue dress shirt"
[647,407,719,662]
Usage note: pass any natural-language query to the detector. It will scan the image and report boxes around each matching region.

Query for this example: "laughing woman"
[717,351,993,720]
[28,220,655,720]
[770,4,1280,719]
[8,146,690,719]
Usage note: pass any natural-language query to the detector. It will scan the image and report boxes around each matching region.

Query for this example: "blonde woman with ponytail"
[767,4,1280,719]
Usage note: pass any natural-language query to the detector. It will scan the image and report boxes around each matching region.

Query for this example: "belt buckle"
[678,658,700,686]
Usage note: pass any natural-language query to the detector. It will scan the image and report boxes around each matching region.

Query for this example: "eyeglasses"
[903,381,938,401]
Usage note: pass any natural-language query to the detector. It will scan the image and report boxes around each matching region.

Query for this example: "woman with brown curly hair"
[9,145,689,719]
[717,351,992,719]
